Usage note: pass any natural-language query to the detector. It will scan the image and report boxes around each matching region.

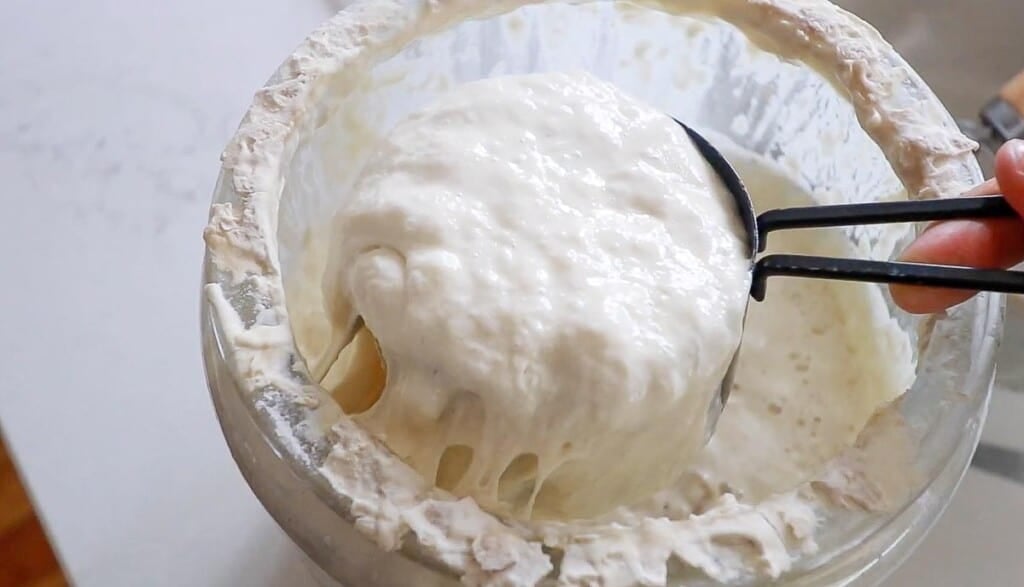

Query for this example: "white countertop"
[1,0,1022,585]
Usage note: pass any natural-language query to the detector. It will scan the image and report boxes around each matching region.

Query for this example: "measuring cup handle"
[751,254,1024,302]
[756,195,1016,252]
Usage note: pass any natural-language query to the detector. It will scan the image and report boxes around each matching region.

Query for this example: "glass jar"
[201,1,999,584]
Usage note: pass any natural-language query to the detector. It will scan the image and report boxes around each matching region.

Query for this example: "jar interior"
[266,2,994,583]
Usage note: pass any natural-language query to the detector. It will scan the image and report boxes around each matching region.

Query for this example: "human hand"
[890,140,1024,314]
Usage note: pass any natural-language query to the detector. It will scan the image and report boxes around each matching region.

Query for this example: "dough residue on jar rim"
[202,0,981,585]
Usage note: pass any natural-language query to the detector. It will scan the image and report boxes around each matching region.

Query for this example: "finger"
[889,139,1024,314]
[965,177,999,196]
[889,217,1024,313]
[995,139,1024,214]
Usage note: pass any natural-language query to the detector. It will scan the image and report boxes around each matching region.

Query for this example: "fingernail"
[966,177,998,196]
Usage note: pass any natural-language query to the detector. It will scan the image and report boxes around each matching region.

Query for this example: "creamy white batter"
[313,72,750,519]
[203,1,984,585]
[287,128,915,583]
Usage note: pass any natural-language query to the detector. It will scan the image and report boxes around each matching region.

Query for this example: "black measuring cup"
[679,122,1024,437]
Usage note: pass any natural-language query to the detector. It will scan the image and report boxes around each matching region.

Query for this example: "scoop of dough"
[316,72,750,519]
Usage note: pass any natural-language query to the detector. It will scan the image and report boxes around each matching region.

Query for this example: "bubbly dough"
[314,72,750,519]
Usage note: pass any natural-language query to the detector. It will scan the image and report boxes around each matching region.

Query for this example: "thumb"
[995,139,1024,217]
